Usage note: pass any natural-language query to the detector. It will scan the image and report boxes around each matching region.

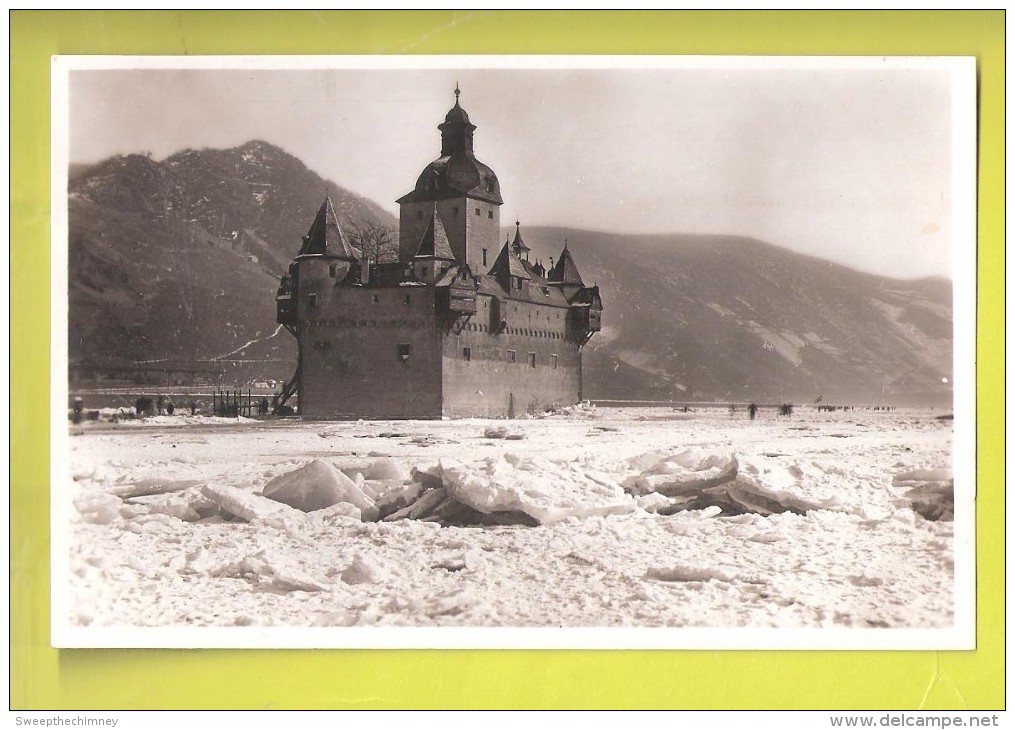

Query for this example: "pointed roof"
[300,195,360,259]
[489,239,530,281]
[547,240,584,286]
[414,208,455,260]
[510,220,531,258]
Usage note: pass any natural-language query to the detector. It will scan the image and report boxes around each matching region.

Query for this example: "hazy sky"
[68,60,965,279]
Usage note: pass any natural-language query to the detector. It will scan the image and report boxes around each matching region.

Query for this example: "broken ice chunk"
[202,483,304,523]
[440,454,637,525]
[73,493,122,524]
[262,460,379,519]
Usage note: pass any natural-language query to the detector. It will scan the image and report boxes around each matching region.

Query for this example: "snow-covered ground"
[58,406,957,635]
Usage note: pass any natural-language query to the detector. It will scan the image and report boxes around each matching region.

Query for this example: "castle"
[275,88,602,419]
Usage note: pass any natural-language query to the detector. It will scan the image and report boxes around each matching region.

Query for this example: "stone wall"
[441,294,580,417]
[398,197,500,273]
[297,280,442,419]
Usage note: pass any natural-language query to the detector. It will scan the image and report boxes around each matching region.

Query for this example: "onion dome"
[397,86,503,205]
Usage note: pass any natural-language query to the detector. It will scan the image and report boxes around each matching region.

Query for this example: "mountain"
[516,227,952,406]
[67,141,953,406]
[68,141,396,376]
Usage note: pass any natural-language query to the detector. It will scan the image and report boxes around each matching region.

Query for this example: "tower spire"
[438,83,476,156]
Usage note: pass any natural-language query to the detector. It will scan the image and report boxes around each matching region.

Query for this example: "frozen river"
[57,405,957,641]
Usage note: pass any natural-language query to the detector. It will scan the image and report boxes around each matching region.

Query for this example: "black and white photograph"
[51,56,976,648]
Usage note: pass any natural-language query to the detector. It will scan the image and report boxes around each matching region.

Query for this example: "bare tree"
[346,220,398,264]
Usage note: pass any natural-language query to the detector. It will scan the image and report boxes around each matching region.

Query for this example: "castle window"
[475,208,481,216]
[551,354,558,369]
[482,249,488,266]
[486,179,495,194]
[463,347,471,361]
[329,264,337,278]
[308,293,318,308]
[507,350,516,364]
[372,294,379,303]
[487,210,493,219]
[421,266,428,278]
[397,343,411,362]
[527,352,536,368]
[404,294,411,305]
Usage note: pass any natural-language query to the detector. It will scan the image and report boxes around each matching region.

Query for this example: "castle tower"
[396,86,503,273]
[277,86,602,420]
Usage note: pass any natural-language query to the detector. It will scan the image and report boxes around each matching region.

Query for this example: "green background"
[10,10,1005,709]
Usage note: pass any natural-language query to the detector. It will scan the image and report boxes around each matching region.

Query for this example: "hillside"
[517,227,952,405]
[68,141,396,375]
[66,141,952,405]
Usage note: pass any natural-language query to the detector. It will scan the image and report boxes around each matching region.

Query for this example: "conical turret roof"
[547,240,584,286]
[510,220,531,258]
[489,238,530,281]
[300,195,360,260]
[414,208,455,261]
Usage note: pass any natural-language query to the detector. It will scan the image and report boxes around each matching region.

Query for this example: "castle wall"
[441,294,580,417]
[296,269,442,418]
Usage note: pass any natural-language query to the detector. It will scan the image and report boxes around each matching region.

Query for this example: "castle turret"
[300,195,360,260]
[547,239,584,286]
[546,239,602,342]
[489,236,531,295]
[412,206,456,284]
[397,86,503,273]
[510,220,531,261]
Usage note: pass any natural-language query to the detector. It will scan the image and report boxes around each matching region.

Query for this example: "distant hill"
[516,227,952,406]
[66,141,952,406]
[67,141,396,376]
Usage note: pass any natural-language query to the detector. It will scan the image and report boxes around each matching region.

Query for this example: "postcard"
[51,55,976,649]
